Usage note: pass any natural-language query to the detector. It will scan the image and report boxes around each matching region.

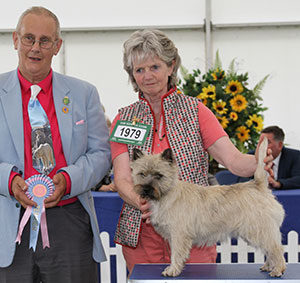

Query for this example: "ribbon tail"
[15,206,32,244]
[29,210,41,252]
[40,203,50,249]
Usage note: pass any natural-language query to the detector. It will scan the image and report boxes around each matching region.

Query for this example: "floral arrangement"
[178,51,268,153]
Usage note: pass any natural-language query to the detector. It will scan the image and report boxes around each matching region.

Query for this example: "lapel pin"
[62,106,69,114]
[63,96,70,105]
[132,116,140,126]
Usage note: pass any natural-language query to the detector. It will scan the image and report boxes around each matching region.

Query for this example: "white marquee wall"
[0,0,299,149]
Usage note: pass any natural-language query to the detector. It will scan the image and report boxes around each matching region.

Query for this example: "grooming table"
[128,263,300,282]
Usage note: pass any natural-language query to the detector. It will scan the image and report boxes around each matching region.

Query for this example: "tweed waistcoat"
[114,89,209,247]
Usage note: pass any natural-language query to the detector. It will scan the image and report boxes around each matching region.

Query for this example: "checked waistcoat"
[114,89,209,247]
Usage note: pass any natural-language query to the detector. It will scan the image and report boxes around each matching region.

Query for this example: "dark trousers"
[0,201,98,283]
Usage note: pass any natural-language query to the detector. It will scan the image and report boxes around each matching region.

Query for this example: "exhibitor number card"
[109,120,151,146]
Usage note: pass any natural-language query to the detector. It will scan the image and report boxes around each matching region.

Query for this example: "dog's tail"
[254,136,268,189]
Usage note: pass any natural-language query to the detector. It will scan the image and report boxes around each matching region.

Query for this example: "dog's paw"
[260,263,272,272]
[269,264,286,277]
[162,265,181,277]
[269,269,284,277]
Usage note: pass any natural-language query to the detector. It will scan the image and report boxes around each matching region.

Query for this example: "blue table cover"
[129,263,300,282]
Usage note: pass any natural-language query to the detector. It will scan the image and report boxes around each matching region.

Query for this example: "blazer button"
[15,203,20,208]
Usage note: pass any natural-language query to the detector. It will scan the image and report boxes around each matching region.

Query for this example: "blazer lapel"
[52,72,73,164]
[0,70,24,164]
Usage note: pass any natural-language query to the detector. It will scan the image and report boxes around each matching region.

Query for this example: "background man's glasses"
[20,35,57,49]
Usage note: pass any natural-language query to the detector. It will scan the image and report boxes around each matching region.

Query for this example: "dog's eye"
[154,173,163,180]
[138,172,146,178]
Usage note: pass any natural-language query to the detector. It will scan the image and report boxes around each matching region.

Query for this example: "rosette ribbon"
[15,175,55,251]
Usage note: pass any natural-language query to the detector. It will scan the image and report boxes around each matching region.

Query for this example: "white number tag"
[109,120,151,146]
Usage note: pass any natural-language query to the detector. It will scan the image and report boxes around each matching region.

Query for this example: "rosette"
[15,174,55,251]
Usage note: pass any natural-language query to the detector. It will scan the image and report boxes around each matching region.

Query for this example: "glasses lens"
[20,35,54,49]
[21,36,34,46]
[40,40,53,49]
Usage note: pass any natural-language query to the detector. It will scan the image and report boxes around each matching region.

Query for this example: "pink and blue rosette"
[15,174,55,251]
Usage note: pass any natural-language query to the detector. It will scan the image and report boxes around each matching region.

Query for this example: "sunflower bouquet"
[178,52,268,154]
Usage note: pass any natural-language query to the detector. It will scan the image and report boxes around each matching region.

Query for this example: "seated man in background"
[262,125,300,190]
[216,125,300,190]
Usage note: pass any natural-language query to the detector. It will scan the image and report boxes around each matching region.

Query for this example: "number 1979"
[119,127,141,140]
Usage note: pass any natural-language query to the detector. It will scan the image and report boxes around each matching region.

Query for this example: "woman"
[110,29,272,272]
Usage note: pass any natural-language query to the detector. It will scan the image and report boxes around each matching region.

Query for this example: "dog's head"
[131,148,178,201]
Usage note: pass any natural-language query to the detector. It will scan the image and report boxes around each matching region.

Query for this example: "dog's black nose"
[141,184,157,200]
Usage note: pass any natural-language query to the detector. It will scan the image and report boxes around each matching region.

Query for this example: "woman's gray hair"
[123,29,181,92]
[16,6,61,39]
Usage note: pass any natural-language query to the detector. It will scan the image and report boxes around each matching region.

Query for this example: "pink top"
[110,101,227,159]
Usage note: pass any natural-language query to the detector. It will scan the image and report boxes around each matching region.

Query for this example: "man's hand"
[44,173,66,208]
[269,176,282,189]
[11,175,37,208]
[99,183,116,192]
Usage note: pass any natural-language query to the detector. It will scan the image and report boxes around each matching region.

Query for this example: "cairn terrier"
[131,137,286,277]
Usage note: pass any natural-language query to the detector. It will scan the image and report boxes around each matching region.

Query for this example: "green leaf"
[214,50,222,70]
[253,74,269,97]
[227,58,237,75]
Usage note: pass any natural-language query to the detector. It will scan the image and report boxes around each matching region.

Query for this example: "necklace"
[156,115,165,141]
[155,129,166,141]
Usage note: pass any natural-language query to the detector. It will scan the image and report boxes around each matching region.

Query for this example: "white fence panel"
[100,232,126,283]
[115,244,127,283]
[286,231,299,262]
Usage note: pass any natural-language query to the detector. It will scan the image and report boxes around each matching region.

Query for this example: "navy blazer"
[277,147,300,189]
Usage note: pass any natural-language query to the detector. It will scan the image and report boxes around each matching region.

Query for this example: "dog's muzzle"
[140,184,159,200]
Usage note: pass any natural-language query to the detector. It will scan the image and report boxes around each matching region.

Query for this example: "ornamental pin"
[63,96,70,105]
[62,106,69,114]
[132,116,140,126]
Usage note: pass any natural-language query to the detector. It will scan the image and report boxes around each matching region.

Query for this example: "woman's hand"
[139,198,151,223]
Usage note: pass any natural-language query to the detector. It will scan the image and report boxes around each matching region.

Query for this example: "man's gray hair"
[16,6,61,39]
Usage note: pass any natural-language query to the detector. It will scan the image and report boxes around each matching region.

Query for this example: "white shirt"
[273,152,282,180]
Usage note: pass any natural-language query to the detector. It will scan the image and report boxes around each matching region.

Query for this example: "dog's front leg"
[162,234,192,277]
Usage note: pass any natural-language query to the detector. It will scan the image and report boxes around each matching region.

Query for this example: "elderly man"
[0,6,111,283]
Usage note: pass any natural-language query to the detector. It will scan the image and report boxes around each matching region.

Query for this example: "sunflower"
[217,116,229,129]
[201,98,208,106]
[225,80,244,95]
[213,100,228,115]
[236,126,250,142]
[197,92,207,100]
[229,112,238,121]
[230,95,247,112]
[212,68,225,81]
[246,114,264,132]
[199,85,216,100]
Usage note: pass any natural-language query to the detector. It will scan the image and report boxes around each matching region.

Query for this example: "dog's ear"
[133,148,144,160]
[161,148,174,164]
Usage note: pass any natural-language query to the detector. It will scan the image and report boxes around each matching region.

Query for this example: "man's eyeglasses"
[20,34,57,49]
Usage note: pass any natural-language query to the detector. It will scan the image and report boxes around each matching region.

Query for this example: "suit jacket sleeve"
[277,147,300,189]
